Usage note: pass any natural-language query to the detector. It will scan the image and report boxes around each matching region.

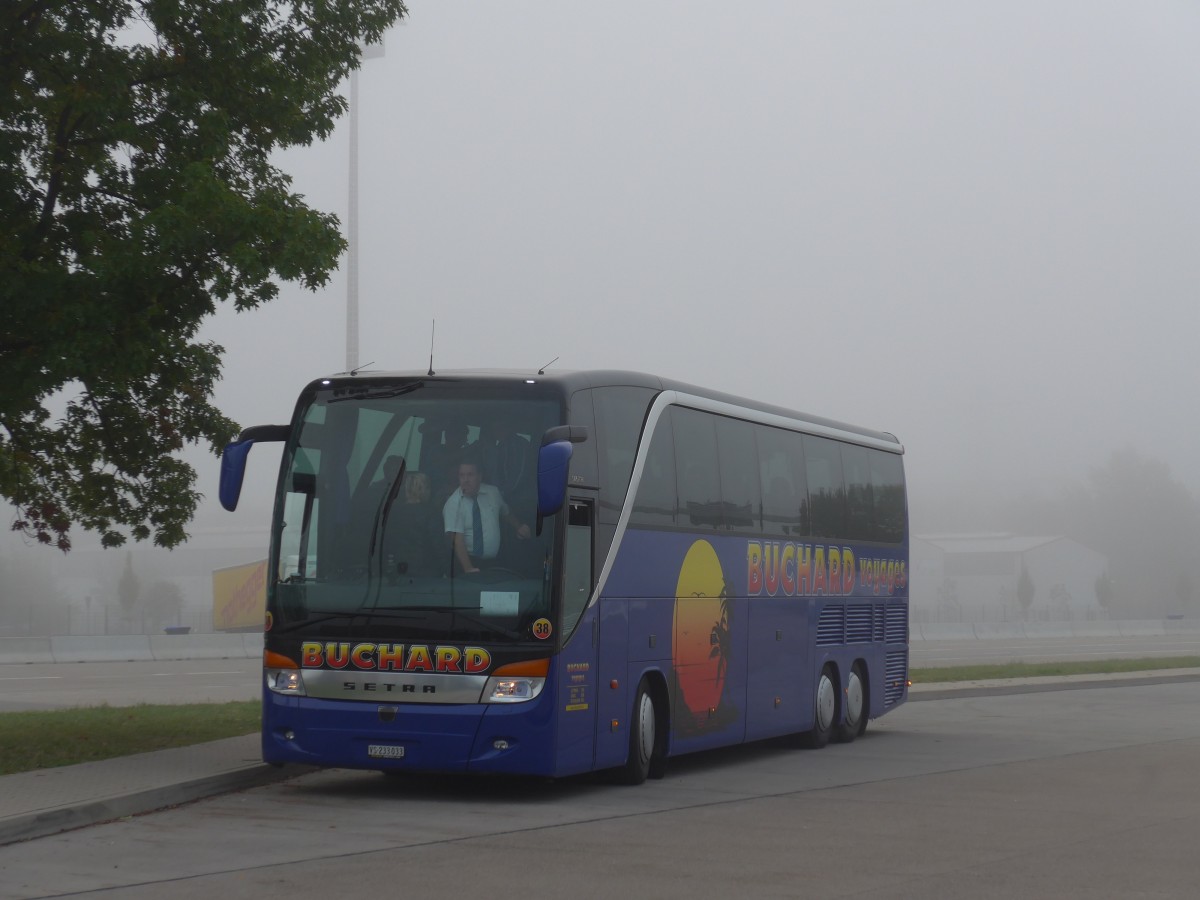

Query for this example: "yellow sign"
[212,559,268,631]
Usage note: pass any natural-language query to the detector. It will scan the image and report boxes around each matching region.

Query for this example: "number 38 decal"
[531,618,553,640]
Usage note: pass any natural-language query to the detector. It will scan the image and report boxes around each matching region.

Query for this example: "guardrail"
[913,619,1200,642]
[2,621,1198,666]
[0,634,260,665]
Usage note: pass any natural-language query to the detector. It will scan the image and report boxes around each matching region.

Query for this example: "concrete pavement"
[3,668,1198,847]
[0,733,312,846]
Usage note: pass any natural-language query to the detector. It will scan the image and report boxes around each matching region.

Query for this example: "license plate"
[367,744,405,759]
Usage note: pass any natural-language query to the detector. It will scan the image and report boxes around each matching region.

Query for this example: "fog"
[5,2,1200,625]
[200,1,1199,526]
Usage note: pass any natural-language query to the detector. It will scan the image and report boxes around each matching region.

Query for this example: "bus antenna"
[350,361,374,376]
[538,356,559,375]
[427,320,436,376]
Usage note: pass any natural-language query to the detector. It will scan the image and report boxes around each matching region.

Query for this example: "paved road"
[0,659,261,712]
[1,679,1198,899]
[912,632,1200,667]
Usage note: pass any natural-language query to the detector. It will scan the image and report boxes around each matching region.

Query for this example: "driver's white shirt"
[442,484,508,559]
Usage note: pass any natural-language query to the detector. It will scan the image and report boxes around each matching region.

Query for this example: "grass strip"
[2,658,1198,777]
[0,701,260,776]
[910,655,1200,684]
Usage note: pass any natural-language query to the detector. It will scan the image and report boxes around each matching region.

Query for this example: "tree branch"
[92,187,150,210]
[24,99,86,261]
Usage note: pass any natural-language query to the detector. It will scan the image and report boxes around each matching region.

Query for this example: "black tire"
[800,665,838,749]
[835,662,867,743]
[620,680,658,784]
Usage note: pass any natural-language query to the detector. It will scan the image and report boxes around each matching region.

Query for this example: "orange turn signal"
[491,658,550,678]
[264,650,299,669]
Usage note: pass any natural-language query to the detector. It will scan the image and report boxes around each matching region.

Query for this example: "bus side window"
[803,435,847,540]
[630,413,677,527]
[672,407,721,530]
[841,443,875,542]
[716,415,761,533]
[870,451,907,544]
[757,425,808,537]
[593,386,657,523]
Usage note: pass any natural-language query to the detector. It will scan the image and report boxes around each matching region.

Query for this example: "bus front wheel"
[801,665,838,749]
[620,679,660,784]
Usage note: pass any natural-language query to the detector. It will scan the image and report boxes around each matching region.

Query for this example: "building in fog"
[52,526,269,635]
[912,533,1109,623]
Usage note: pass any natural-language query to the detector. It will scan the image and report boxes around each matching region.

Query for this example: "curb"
[909,669,1200,703]
[0,763,312,847]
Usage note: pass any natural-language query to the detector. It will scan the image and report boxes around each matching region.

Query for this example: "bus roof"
[304,368,902,450]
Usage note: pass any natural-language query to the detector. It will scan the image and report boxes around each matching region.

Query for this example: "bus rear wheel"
[620,679,661,784]
[801,665,838,749]
[835,662,867,743]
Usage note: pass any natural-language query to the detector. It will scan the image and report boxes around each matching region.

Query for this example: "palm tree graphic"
[708,578,734,688]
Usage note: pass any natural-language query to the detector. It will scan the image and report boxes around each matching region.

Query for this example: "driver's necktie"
[472,498,484,558]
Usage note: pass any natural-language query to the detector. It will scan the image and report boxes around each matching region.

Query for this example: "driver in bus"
[442,459,530,574]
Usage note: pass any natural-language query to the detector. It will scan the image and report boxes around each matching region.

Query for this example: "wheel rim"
[815,672,836,732]
[844,670,863,729]
[637,692,656,763]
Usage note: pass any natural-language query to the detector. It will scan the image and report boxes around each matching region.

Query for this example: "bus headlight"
[484,676,546,703]
[482,658,550,704]
[266,668,307,696]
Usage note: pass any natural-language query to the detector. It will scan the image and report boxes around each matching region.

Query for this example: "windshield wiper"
[362,455,408,607]
[367,456,407,559]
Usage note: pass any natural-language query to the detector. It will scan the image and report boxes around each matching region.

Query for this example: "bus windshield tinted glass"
[271,380,563,643]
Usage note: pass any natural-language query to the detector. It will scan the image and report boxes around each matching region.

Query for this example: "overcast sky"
[197,0,1199,534]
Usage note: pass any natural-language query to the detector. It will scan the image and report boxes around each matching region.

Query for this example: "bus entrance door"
[553,500,599,776]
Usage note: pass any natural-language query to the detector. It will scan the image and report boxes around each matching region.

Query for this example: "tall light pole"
[347,40,385,372]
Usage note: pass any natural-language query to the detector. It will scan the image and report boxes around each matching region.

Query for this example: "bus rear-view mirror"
[218,424,290,512]
[535,424,588,528]
[537,441,574,519]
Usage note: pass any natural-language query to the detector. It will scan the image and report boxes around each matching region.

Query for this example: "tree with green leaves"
[1174,572,1195,616]
[117,550,139,615]
[143,577,184,628]
[0,545,67,632]
[1002,449,1200,618]
[1093,572,1115,616]
[1,0,406,551]
[1016,565,1035,620]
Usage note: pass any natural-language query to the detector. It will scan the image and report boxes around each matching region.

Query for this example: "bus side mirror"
[535,425,587,534]
[536,441,574,519]
[218,424,290,512]
[219,439,253,512]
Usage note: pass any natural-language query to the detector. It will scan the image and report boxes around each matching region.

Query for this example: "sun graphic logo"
[672,539,733,729]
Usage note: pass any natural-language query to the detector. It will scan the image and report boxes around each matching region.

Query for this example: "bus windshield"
[270,379,564,645]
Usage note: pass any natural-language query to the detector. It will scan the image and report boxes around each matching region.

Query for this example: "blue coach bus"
[220,370,909,783]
